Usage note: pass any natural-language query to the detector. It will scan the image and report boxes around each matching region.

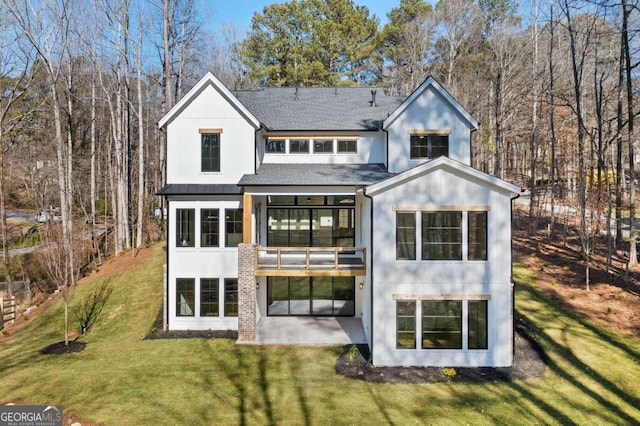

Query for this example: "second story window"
[313,139,334,153]
[225,209,243,247]
[337,139,357,153]
[176,208,195,247]
[201,132,221,172]
[289,139,309,153]
[409,132,449,159]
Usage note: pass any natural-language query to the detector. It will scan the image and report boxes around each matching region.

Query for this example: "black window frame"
[396,301,417,349]
[337,139,357,153]
[468,300,488,349]
[200,208,220,247]
[289,139,310,154]
[225,209,243,247]
[396,212,416,260]
[266,139,286,153]
[422,300,462,349]
[224,278,238,317]
[468,211,488,260]
[410,134,449,159]
[421,212,462,260]
[313,139,334,154]
[176,208,195,247]
[201,133,221,172]
[200,278,219,317]
[176,278,195,317]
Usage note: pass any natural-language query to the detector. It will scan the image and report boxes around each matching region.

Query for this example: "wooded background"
[0,0,638,286]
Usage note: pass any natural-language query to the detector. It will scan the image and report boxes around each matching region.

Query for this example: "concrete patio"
[248,316,368,345]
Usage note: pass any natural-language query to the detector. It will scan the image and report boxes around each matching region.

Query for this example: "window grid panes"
[468,300,488,349]
[201,133,220,172]
[266,139,286,153]
[410,134,449,159]
[224,278,238,317]
[176,278,195,317]
[396,212,416,260]
[468,212,488,260]
[225,209,243,247]
[200,209,219,247]
[422,212,462,260]
[397,301,416,349]
[176,209,195,247]
[337,139,357,153]
[289,139,309,153]
[422,300,462,349]
[313,139,334,153]
[200,278,219,317]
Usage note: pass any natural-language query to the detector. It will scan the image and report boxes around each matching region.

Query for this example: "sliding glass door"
[267,277,355,316]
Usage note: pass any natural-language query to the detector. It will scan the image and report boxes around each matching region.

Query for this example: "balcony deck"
[255,247,366,277]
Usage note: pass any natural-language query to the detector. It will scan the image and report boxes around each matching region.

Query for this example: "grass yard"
[0,244,639,425]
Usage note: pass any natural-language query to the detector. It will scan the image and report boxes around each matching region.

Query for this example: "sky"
[208,0,403,36]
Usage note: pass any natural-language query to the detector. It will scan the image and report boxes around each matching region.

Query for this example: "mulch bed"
[334,319,546,383]
[144,328,238,340]
[40,339,87,355]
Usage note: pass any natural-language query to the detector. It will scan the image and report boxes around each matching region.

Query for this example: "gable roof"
[233,87,404,131]
[158,72,260,129]
[383,76,479,131]
[365,156,521,197]
[239,163,394,186]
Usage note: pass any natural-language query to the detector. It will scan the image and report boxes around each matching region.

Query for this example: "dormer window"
[409,130,450,159]
[200,129,222,172]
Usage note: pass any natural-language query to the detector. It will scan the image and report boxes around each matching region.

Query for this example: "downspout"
[363,188,374,364]
[510,190,522,364]
[164,195,170,331]
[382,126,390,171]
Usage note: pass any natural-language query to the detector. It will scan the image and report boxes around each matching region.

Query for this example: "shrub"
[442,367,457,379]
[75,280,114,334]
[347,344,358,359]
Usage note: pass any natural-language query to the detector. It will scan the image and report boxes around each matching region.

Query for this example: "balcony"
[255,247,366,277]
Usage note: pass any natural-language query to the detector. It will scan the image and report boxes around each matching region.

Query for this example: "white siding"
[166,83,256,184]
[369,167,513,367]
[167,196,242,330]
[258,131,386,165]
[386,85,473,172]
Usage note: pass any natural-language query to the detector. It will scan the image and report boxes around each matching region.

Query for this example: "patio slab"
[248,317,368,345]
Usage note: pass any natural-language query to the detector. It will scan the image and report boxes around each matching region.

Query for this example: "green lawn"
[1,245,639,425]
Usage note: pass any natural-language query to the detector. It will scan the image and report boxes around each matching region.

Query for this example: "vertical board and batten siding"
[166,83,256,184]
[370,166,514,367]
[168,196,242,330]
[385,85,474,173]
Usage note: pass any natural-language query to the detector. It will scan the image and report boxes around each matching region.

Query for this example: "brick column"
[237,243,257,342]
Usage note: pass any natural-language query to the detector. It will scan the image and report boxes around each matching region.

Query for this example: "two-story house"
[158,72,521,367]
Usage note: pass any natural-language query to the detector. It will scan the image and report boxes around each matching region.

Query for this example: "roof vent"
[370,89,377,107]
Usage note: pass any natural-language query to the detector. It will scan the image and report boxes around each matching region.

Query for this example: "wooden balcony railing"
[254,247,366,277]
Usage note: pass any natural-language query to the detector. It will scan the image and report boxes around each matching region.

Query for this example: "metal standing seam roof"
[232,87,405,131]
[238,163,395,186]
[156,184,244,195]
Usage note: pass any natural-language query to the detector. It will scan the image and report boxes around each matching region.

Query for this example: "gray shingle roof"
[233,87,405,131]
[238,163,394,186]
[157,184,244,195]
